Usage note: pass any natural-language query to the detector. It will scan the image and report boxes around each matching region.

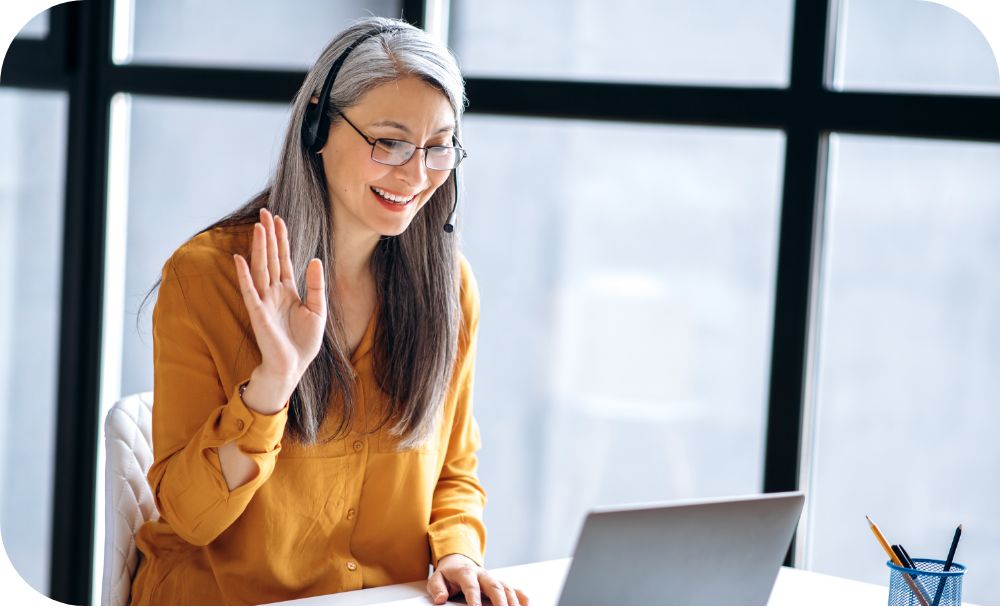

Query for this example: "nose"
[395,148,429,187]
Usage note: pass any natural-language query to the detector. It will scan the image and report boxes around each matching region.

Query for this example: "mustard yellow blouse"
[130,224,487,605]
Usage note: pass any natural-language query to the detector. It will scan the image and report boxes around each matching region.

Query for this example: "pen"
[932,524,962,606]
[897,545,917,570]
[866,515,930,606]
[892,545,912,569]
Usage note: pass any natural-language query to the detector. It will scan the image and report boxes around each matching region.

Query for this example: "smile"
[371,186,417,204]
[371,187,415,213]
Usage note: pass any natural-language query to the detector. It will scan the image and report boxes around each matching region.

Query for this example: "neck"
[330,207,380,291]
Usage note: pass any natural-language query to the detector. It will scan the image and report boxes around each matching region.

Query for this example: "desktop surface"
[268,557,947,606]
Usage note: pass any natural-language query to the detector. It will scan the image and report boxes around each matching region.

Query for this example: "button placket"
[340,369,369,584]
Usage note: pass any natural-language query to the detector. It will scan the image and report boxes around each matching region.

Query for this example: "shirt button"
[236,419,245,431]
[347,508,356,520]
[346,561,357,571]
[353,440,364,452]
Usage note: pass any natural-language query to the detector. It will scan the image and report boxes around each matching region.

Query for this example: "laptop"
[556,492,805,606]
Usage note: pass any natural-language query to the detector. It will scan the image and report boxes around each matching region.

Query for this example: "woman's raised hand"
[232,208,327,413]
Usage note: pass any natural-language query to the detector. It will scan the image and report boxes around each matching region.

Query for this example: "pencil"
[932,524,962,606]
[866,515,930,606]
[897,544,932,602]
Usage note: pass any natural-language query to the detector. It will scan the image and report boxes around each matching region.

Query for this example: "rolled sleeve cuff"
[429,514,487,569]
[219,376,289,454]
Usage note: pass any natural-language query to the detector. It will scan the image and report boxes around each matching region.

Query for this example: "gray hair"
[144,17,469,449]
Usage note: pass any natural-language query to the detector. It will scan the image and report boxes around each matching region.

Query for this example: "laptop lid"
[556,492,805,606]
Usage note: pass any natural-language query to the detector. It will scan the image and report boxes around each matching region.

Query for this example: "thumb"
[427,570,450,604]
[303,258,326,317]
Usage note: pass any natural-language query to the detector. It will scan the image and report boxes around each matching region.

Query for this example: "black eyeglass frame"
[337,110,468,170]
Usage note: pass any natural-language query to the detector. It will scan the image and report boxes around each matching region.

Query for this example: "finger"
[274,214,296,289]
[261,208,281,285]
[233,254,262,309]
[426,570,450,605]
[459,572,482,607]
[250,222,269,294]
[304,258,327,318]
[514,588,529,606]
[478,575,507,607]
[503,584,520,607]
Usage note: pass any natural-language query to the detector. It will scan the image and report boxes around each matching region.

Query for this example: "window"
[462,115,784,563]
[0,88,68,595]
[805,134,1000,604]
[832,0,1000,96]
[117,0,403,68]
[451,0,795,86]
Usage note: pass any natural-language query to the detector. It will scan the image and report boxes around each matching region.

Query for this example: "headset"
[301,26,461,233]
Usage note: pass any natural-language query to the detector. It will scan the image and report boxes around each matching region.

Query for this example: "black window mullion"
[106,64,304,102]
[465,78,790,127]
[762,0,835,566]
[820,89,1000,142]
[402,0,426,29]
[0,39,66,88]
[49,0,113,603]
[463,79,1000,142]
[46,1,75,78]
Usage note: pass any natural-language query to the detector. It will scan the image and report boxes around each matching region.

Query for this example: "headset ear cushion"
[302,104,324,153]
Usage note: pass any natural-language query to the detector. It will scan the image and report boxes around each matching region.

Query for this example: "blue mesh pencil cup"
[887,558,966,606]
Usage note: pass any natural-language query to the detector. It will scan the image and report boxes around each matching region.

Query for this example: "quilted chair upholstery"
[102,392,157,606]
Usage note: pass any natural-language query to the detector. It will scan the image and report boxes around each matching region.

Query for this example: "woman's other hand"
[427,554,529,606]
[232,208,327,413]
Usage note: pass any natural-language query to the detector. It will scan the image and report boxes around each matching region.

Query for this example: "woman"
[130,16,527,606]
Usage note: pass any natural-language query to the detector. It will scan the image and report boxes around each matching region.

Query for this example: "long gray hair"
[143,17,468,449]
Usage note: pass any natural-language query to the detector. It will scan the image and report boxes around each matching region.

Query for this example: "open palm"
[233,208,327,385]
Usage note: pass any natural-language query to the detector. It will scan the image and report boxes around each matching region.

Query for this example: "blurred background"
[1,0,998,604]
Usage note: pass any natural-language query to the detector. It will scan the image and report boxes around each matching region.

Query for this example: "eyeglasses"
[338,111,468,171]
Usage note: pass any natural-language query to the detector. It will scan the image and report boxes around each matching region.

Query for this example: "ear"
[310,95,319,104]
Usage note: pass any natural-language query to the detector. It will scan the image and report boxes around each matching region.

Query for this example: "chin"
[371,202,431,238]
[380,226,410,238]
[372,217,417,238]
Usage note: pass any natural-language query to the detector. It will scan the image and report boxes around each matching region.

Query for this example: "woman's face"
[319,75,456,239]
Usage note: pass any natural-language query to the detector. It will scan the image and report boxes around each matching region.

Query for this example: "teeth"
[372,186,415,204]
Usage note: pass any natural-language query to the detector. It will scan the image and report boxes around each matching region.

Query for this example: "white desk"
[270,557,900,606]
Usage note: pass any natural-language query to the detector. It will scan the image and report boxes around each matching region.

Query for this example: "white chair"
[101,392,158,606]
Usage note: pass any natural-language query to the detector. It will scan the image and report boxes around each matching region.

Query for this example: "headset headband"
[301,26,402,154]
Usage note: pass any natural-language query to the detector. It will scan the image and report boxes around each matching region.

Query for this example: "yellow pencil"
[866,515,929,606]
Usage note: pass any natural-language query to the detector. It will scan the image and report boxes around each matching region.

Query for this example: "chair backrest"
[102,392,157,606]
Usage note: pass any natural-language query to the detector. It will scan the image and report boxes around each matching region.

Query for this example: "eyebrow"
[369,119,455,136]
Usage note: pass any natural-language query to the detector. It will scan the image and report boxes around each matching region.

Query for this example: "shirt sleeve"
[147,256,289,547]
[428,257,489,569]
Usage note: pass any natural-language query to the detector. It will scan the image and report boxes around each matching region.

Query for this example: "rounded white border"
[0,1,77,67]
[922,0,1000,77]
